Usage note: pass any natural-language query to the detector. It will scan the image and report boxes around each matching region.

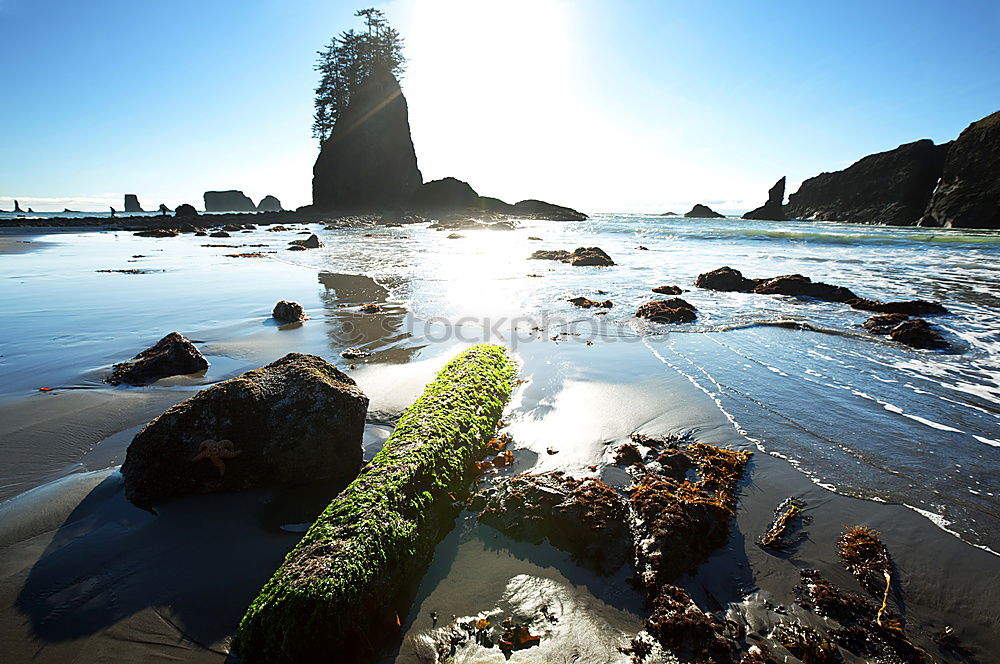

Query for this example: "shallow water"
[1,216,999,661]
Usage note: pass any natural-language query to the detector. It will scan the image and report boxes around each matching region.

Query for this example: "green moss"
[233,344,517,663]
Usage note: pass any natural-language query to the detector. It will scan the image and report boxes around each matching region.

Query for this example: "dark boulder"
[862,313,909,335]
[652,285,683,295]
[312,66,422,210]
[106,332,209,386]
[134,228,178,238]
[889,319,947,349]
[530,246,614,266]
[124,194,143,212]
[684,204,725,218]
[530,249,572,261]
[695,266,755,292]
[175,203,198,217]
[289,233,321,249]
[204,190,256,212]
[568,296,613,308]
[272,300,306,323]
[659,211,679,216]
[751,274,858,302]
[742,177,788,220]
[120,353,369,509]
[409,177,480,211]
[636,298,697,323]
[209,230,231,238]
[918,109,1000,228]
[848,297,948,316]
[510,199,587,221]
[477,473,630,574]
[256,195,282,212]
[785,139,949,225]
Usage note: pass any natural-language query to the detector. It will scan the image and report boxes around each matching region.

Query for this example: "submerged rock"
[106,332,209,386]
[742,176,788,221]
[684,204,725,218]
[568,296,613,309]
[530,246,614,267]
[889,318,947,349]
[848,297,949,315]
[272,300,306,323]
[785,139,949,225]
[209,230,230,238]
[752,274,858,303]
[635,298,697,323]
[289,233,321,249]
[862,313,909,335]
[919,110,1000,228]
[204,190,256,212]
[120,353,369,508]
[477,473,630,574]
[312,66,422,210]
[651,285,683,295]
[133,228,178,238]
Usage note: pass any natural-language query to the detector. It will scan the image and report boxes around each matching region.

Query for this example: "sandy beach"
[0,217,997,663]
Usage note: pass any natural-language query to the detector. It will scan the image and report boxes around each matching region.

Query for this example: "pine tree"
[312,9,406,144]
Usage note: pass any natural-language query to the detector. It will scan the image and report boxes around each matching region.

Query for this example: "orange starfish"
[191,438,241,477]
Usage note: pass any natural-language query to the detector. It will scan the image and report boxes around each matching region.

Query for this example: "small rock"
[652,285,682,295]
[636,298,697,323]
[889,318,947,349]
[272,300,306,323]
[134,228,178,238]
[447,233,463,239]
[359,303,383,313]
[289,234,321,249]
[695,266,755,292]
[568,296,613,309]
[862,313,909,335]
[106,332,209,386]
[210,230,231,238]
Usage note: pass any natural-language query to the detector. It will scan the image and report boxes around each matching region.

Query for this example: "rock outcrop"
[256,195,282,212]
[175,203,198,217]
[124,194,143,212]
[742,177,787,220]
[204,190,256,212]
[918,109,1000,228]
[312,66,422,210]
[272,300,306,323]
[684,204,725,218]
[13,200,23,213]
[508,199,587,221]
[120,353,369,508]
[530,246,614,266]
[785,139,949,225]
[408,177,588,221]
[106,332,209,386]
[636,298,698,323]
[289,233,321,249]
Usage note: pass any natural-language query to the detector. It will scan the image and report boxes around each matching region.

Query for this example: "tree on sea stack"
[312,8,406,144]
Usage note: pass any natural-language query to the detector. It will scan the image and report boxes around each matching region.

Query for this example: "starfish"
[191,438,241,477]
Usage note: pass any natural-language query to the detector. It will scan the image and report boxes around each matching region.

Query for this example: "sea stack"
[312,65,422,211]
[124,194,143,212]
[256,195,282,212]
[13,200,23,213]
[684,204,725,218]
[204,190,256,212]
[785,139,948,225]
[918,109,1000,228]
[742,177,788,220]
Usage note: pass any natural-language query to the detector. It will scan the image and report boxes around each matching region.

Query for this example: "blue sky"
[1,0,997,213]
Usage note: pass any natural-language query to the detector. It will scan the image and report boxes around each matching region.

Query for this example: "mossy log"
[233,344,517,663]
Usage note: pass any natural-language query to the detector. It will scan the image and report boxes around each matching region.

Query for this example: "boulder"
[889,318,947,349]
[847,297,948,316]
[476,473,630,574]
[120,353,369,509]
[742,177,788,220]
[204,190,256,212]
[568,296,613,308]
[530,246,615,266]
[209,230,231,238]
[918,109,1000,228]
[510,199,587,221]
[289,233,321,249]
[106,332,209,386]
[694,266,756,292]
[785,139,949,225]
[752,274,858,302]
[312,66,422,210]
[175,203,198,217]
[684,204,725,218]
[272,300,306,323]
[862,313,909,335]
[636,298,697,323]
[652,285,683,295]
[409,177,480,211]
[256,195,282,212]
[124,194,143,212]
[134,228,178,238]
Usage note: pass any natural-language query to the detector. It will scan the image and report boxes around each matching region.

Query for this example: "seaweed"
[838,525,892,597]
[759,498,808,550]
[233,345,517,664]
[621,585,735,663]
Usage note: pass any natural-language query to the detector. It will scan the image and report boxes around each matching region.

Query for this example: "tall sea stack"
[124,194,143,212]
[918,110,1000,228]
[312,66,422,211]
[742,177,787,220]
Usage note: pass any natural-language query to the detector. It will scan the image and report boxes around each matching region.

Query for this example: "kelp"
[760,498,808,550]
[233,344,517,664]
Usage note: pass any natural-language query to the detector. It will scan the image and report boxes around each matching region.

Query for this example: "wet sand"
[0,224,998,663]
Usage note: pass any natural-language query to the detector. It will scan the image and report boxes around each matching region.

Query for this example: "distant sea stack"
[204,190,256,212]
[256,195,282,212]
[14,200,23,213]
[684,204,725,218]
[408,177,587,221]
[124,194,143,212]
[312,66,422,211]
[918,110,1000,228]
[742,177,788,220]
[785,139,949,226]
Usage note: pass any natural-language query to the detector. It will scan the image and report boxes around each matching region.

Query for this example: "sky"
[1,0,997,214]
